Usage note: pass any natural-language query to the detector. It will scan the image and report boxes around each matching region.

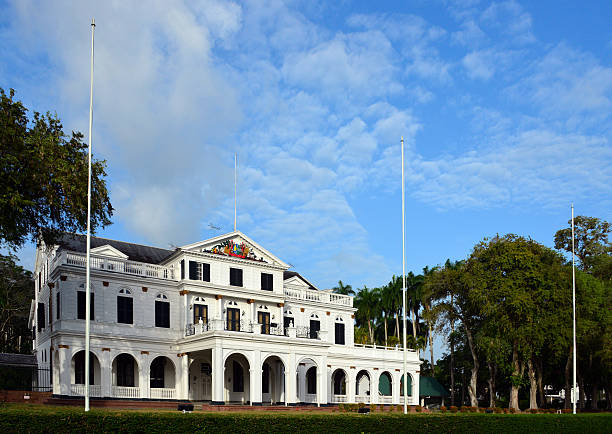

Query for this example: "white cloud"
[462,50,495,80]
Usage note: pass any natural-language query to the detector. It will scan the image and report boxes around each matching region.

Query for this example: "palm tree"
[354,286,377,344]
[380,283,394,346]
[387,275,402,341]
[332,280,355,295]
[405,272,424,339]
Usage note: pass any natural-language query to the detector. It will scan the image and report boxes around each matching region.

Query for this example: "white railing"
[112,386,140,398]
[71,384,102,397]
[355,395,370,403]
[303,393,318,403]
[284,287,353,307]
[150,388,175,399]
[332,394,348,403]
[380,396,393,404]
[399,396,416,405]
[354,343,417,352]
[60,250,175,280]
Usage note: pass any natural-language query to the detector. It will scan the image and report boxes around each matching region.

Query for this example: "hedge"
[0,407,610,433]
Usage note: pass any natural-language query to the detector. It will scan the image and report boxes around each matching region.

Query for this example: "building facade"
[30,231,420,405]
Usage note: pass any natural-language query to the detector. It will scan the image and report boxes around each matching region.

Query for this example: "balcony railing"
[355,394,370,403]
[354,343,417,352]
[284,287,353,307]
[71,384,102,397]
[331,394,348,403]
[55,250,175,281]
[150,388,176,399]
[112,386,140,398]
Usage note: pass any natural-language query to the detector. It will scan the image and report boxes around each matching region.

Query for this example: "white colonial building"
[30,231,420,405]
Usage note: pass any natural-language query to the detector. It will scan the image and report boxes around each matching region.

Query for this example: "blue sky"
[2,1,611,295]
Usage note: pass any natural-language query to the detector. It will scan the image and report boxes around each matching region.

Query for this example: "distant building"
[30,231,420,405]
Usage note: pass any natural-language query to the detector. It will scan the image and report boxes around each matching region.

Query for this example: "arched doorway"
[189,353,212,402]
[400,373,413,398]
[149,356,176,399]
[296,358,317,403]
[71,350,101,397]
[331,369,347,403]
[356,370,371,403]
[378,371,392,403]
[112,353,140,398]
[262,355,285,404]
[224,353,250,404]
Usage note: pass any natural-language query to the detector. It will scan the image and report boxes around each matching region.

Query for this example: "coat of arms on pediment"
[203,239,266,263]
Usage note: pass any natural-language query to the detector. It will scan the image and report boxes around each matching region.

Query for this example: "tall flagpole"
[234,153,237,231]
[401,137,408,414]
[571,204,577,414]
[84,17,95,413]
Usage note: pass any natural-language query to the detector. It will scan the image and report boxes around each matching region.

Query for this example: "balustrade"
[112,386,140,398]
[150,388,176,399]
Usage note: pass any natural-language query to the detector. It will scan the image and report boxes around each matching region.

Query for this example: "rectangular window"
[226,307,240,331]
[180,260,185,280]
[48,296,52,325]
[201,263,210,282]
[335,322,345,345]
[261,273,273,291]
[193,304,208,324]
[189,261,198,280]
[77,292,95,321]
[37,302,45,332]
[56,292,60,320]
[283,316,293,328]
[229,268,243,287]
[258,311,270,334]
[309,320,320,339]
[155,301,170,328]
[117,296,133,324]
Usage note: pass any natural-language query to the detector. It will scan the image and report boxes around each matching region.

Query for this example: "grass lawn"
[0,403,610,433]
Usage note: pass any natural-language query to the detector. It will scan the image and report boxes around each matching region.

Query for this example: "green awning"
[419,377,449,397]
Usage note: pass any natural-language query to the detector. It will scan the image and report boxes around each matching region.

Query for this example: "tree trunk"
[461,368,465,406]
[367,319,374,344]
[509,340,520,410]
[383,317,388,346]
[465,325,479,407]
[536,358,545,408]
[450,335,455,405]
[578,374,586,410]
[527,358,538,409]
[606,381,612,410]
[564,347,572,409]
[410,307,416,338]
[429,329,435,373]
[590,384,599,410]
[487,361,496,408]
[395,313,400,340]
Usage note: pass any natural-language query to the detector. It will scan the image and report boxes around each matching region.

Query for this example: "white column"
[211,346,224,404]
[347,368,356,403]
[139,353,149,399]
[371,370,379,404]
[179,354,189,400]
[392,370,400,405]
[58,347,71,396]
[413,370,420,406]
[217,297,223,319]
[250,350,261,405]
[100,350,111,397]
[285,353,296,405]
[251,302,256,329]
[318,356,328,405]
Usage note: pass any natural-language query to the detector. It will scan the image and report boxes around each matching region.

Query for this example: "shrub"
[415,405,423,413]
[529,409,538,414]
[509,407,517,414]
[440,406,447,413]
[450,406,458,413]
[562,409,572,414]
[493,407,503,414]
[460,406,469,413]
[503,408,509,414]
[396,405,402,412]
[358,402,365,410]
[469,406,478,413]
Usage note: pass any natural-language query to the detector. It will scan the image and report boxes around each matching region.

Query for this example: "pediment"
[90,244,129,259]
[284,276,310,287]
[181,231,289,268]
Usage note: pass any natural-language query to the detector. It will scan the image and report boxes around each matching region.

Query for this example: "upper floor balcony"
[284,287,353,307]
[52,250,177,281]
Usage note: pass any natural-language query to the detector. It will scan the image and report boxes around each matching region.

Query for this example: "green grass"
[0,404,610,433]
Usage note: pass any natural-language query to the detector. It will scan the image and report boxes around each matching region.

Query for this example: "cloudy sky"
[2,0,611,293]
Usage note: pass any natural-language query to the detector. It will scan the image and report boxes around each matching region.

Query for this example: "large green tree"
[0,88,113,249]
[0,254,33,353]
[554,215,611,272]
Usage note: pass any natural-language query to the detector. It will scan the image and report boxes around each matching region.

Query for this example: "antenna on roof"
[234,152,237,232]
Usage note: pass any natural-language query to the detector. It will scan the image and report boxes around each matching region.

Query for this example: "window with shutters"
[180,260,185,280]
[77,290,95,321]
[258,311,270,334]
[335,322,345,345]
[309,314,320,339]
[193,303,208,325]
[229,268,243,287]
[155,294,170,328]
[117,289,133,324]
[56,292,60,320]
[261,273,273,291]
[48,295,52,325]
[189,261,210,282]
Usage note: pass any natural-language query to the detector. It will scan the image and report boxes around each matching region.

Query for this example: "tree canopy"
[0,88,113,249]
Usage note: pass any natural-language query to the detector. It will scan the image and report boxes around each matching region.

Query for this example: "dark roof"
[283,271,317,289]
[57,233,175,264]
[0,353,37,367]
[419,377,449,397]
